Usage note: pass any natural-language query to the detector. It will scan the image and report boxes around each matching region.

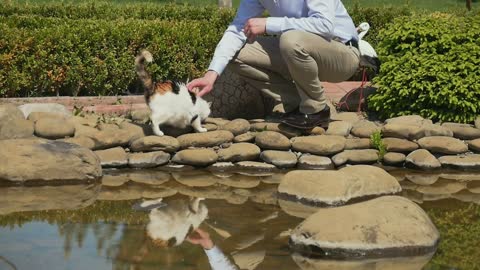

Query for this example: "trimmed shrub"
[369,12,480,123]
[0,16,224,97]
[0,2,413,98]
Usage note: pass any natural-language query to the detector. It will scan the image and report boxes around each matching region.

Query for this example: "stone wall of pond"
[3,103,480,184]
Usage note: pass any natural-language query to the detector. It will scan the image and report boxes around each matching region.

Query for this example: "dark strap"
[190,114,199,123]
[345,39,359,50]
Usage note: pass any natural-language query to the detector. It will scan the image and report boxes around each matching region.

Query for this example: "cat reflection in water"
[133,197,238,270]
[133,197,208,247]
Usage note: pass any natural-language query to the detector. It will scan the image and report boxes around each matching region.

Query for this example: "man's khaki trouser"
[228,30,361,114]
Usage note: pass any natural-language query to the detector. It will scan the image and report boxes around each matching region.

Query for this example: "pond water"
[0,168,479,270]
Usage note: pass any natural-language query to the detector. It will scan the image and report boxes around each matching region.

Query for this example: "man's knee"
[279,30,306,57]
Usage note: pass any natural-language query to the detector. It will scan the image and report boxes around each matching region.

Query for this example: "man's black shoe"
[265,107,300,123]
[281,106,330,129]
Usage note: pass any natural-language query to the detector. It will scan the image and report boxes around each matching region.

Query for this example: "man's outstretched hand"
[187,71,218,97]
[243,18,267,42]
[186,228,214,250]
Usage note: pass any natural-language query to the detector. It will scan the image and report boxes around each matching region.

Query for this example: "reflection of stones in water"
[440,172,480,181]
[291,252,434,270]
[416,179,466,195]
[232,250,266,270]
[172,171,219,187]
[467,181,480,194]
[278,199,320,219]
[405,173,439,186]
[452,190,480,205]
[400,189,424,204]
[217,174,261,189]
[0,184,100,215]
[98,184,177,201]
[128,170,171,185]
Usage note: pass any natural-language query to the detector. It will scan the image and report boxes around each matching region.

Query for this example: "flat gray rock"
[405,149,441,170]
[350,120,381,138]
[172,149,218,167]
[297,154,334,170]
[291,135,346,156]
[438,154,480,171]
[234,132,257,143]
[289,196,439,257]
[94,147,128,168]
[382,138,419,153]
[332,149,379,166]
[345,138,371,150]
[325,121,353,137]
[129,135,179,153]
[417,136,468,155]
[177,130,234,149]
[128,151,170,168]
[255,131,291,150]
[218,143,261,162]
[221,118,250,136]
[260,150,298,168]
[383,152,406,166]
[442,122,480,140]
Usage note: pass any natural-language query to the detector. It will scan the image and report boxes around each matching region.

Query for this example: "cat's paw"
[197,127,208,133]
[153,130,164,136]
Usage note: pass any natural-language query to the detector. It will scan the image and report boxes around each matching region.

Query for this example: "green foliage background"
[0,2,410,98]
[369,12,480,123]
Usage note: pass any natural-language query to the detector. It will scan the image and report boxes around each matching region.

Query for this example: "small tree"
[218,0,232,8]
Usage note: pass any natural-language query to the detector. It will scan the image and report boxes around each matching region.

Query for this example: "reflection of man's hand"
[243,18,267,42]
[186,228,214,250]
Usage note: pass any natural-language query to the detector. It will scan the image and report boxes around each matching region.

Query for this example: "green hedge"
[0,2,412,97]
[369,12,480,123]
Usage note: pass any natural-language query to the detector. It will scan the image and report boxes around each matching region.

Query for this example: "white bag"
[357,22,381,74]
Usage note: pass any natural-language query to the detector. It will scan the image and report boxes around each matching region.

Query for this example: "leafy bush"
[348,3,412,47]
[0,2,414,97]
[369,12,480,123]
[0,16,224,97]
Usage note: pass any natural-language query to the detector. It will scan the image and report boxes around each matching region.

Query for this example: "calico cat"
[135,50,211,136]
[133,197,208,247]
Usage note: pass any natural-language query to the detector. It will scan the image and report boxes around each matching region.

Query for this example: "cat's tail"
[135,50,154,96]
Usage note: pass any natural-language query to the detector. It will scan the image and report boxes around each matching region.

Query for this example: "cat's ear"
[207,102,213,108]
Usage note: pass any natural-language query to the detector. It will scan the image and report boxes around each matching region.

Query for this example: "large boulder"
[0,104,34,140]
[278,165,401,206]
[350,120,381,138]
[94,147,128,168]
[220,119,251,135]
[438,154,480,171]
[289,196,439,258]
[297,154,334,170]
[442,122,480,140]
[260,150,298,168]
[0,139,102,183]
[382,138,419,153]
[331,149,379,166]
[325,121,353,137]
[18,103,71,118]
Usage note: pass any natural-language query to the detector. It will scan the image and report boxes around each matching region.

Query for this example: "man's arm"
[208,0,265,75]
[187,0,264,96]
[266,0,336,39]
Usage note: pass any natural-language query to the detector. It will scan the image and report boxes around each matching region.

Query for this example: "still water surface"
[0,169,479,270]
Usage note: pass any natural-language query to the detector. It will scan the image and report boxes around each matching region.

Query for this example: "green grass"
[7,0,479,11]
